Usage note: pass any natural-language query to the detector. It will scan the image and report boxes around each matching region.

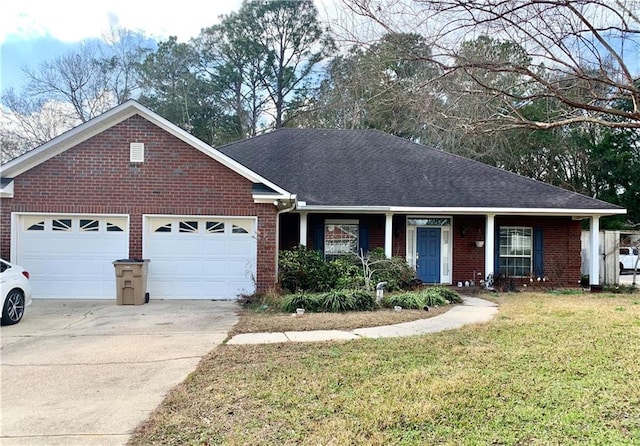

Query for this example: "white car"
[1,259,32,325]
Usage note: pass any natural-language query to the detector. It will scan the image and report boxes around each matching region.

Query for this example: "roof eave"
[295,204,627,217]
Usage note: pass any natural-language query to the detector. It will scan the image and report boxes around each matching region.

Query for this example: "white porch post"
[299,212,308,247]
[590,215,600,285]
[484,214,495,280]
[384,213,393,258]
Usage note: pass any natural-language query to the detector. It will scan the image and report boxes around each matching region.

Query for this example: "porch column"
[384,213,393,258]
[484,214,495,281]
[299,212,308,247]
[590,215,600,285]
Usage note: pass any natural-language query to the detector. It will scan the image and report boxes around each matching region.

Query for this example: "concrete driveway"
[1,299,239,445]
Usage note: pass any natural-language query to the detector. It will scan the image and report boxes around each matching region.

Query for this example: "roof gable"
[1,100,292,199]
[219,128,624,214]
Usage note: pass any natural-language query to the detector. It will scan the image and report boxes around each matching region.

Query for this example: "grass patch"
[129,293,640,445]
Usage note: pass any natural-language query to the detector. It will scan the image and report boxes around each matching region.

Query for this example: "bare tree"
[21,42,115,123]
[0,93,80,162]
[338,0,640,130]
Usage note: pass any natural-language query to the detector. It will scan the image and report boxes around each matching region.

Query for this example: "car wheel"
[2,289,25,325]
[620,263,624,274]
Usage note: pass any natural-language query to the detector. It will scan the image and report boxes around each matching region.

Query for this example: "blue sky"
[0,0,244,93]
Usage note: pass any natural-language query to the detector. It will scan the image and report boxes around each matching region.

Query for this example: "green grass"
[129,293,640,445]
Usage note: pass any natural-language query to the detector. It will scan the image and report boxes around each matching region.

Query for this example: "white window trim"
[498,226,533,278]
[324,219,359,259]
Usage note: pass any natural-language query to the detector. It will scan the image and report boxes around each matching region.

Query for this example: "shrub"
[384,292,425,309]
[418,288,448,307]
[321,290,357,312]
[355,248,417,291]
[330,256,364,289]
[384,287,462,309]
[278,245,336,293]
[429,286,462,304]
[350,290,377,311]
[282,293,321,313]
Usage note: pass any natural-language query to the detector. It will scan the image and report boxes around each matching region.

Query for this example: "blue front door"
[417,228,441,283]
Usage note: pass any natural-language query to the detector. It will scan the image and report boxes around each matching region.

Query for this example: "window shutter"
[533,227,544,277]
[313,224,324,255]
[494,226,501,276]
[358,224,369,255]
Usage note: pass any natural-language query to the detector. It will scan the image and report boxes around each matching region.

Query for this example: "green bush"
[384,287,462,309]
[330,256,364,289]
[428,286,462,304]
[278,245,336,293]
[384,292,425,309]
[282,293,322,313]
[418,288,448,307]
[350,290,377,311]
[321,290,357,312]
[367,248,417,291]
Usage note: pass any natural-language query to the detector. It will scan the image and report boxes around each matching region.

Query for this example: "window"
[154,223,172,233]
[52,219,72,232]
[80,219,99,232]
[107,222,124,232]
[407,217,450,227]
[206,221,225,234]
[324,221,358,260]
[499,227,532,277]
[231,220,252,234]
[26,221,45,231]
[179,221,199,233]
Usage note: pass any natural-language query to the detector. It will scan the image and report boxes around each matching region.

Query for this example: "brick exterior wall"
[0,115,279,293]
[453,215,582,287]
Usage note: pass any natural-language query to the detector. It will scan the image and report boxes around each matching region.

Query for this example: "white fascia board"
[253,193,297,204]
[0,180,14,197]
[295,204,627,217]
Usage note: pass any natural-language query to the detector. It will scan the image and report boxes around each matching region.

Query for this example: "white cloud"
[0,0,244,44]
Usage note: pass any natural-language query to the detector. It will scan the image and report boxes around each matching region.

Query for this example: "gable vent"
[130,142,144,162]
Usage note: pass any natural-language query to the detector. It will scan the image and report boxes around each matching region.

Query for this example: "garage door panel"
[17,215,129,299]
[146,217,257,300]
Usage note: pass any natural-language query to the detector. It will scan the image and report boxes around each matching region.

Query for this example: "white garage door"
[145,216,257,299]
[16,215,129,299]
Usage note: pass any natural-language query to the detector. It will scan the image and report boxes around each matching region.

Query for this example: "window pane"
[107,222,124,232]
[408,218,450,226]
[80,219,99,232]
[498,226,532,277]
[52,219,72,231]
[179,221,199,233]
[206,221,224,234]
[325,223,358,260]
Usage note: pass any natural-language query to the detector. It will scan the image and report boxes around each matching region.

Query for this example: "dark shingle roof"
[219,128,622,210]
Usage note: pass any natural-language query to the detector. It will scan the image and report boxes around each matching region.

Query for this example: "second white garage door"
[144,216,257,299]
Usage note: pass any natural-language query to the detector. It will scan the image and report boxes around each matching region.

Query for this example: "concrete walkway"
[227,296,498,345]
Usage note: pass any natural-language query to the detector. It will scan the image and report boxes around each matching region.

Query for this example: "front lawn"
[129,293,640,445]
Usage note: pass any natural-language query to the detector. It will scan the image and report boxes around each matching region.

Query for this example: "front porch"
[279,212,601,288]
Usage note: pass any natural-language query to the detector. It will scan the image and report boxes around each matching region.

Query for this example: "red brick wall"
[0,115,279,293]
[452,215,582,287]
